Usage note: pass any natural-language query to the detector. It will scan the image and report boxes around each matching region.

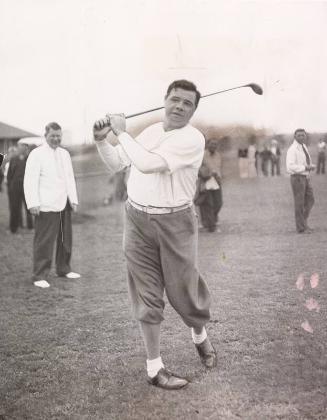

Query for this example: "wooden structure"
[0,121,38,154]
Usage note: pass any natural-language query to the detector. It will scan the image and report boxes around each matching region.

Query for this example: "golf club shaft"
[126,106,164,119]
[125,84,257,119]
[95,83,262,128]
[201,84,257,99]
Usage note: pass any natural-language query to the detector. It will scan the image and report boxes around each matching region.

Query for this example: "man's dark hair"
[166,80,201,109]
[45,122,62,135]
[294,128,306,136]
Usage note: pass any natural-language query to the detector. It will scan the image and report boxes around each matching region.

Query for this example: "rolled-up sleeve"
[96,140,131,174]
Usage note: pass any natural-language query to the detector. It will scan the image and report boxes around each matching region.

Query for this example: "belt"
[291,173,309,178]
[128,198,191,214]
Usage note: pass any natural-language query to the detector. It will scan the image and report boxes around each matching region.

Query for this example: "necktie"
[301,144,311,165]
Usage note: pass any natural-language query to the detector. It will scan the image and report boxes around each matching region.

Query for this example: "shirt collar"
[161,122,189,133]
[45,143,60,153]
[293,139,304,149]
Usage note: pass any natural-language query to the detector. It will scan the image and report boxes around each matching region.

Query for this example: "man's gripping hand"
[107,114,126,137]
[30,206,40,216]
[93,118,112,142]
[306,164,316,172]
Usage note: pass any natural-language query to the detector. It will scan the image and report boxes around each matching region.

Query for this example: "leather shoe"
[298,227,313,234]
[304,227,314,234]
[195,337,217,368]
[147,368,189,390]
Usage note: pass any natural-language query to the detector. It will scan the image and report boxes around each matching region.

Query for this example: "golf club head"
[248,83,263,95]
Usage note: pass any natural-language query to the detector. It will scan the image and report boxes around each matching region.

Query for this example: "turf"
[0,168,326,419]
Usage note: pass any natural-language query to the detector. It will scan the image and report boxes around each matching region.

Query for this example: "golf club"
[94,82,263,129]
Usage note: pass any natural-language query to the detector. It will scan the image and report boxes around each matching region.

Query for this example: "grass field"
[0,153,326,419]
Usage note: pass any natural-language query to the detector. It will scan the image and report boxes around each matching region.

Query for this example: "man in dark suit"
[7,143,33,233]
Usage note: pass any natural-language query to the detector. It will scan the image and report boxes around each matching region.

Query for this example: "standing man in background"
[7,142,33,233]
[247,141,258,178]
[94,80,216,390]
[270,139,281,176]
[316,138,326,174]
[0,164,4,191]
[286,129,315,234]
[197,139,223,232]
[238,147,249,178]
[24,122,80,288]
[260,145,272,176]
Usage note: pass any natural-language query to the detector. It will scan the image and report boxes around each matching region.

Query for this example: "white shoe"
[65,272,81,279]
[34,280,50,288]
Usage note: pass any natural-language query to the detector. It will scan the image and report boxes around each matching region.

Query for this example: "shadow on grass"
[72,213,96,225]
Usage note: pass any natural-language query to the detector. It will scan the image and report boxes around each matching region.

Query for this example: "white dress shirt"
[286,140,311,176]
[24,144,78,211]
[96,122,205,207]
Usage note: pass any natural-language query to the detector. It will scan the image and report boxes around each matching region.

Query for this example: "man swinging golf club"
[94,80,216,390]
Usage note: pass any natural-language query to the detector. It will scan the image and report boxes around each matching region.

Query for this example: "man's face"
[164,88,197,130]
[9,147,18,158]
[208,140,218,153]
[17,143,28,156]
[46,128,62,149]
[295,131,306,144]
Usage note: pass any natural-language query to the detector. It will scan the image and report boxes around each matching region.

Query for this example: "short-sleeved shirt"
[125,122,205,207]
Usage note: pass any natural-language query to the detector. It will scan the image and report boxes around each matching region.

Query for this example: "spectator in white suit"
[24,122,80,288]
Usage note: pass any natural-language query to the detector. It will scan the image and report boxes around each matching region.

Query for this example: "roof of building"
[0,121,38,140]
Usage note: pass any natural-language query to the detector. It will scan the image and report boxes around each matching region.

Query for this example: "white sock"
[146,356,164,378]
[191,327,207,344]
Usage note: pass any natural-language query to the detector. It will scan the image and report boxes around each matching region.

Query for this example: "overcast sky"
[1,0,327,143]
